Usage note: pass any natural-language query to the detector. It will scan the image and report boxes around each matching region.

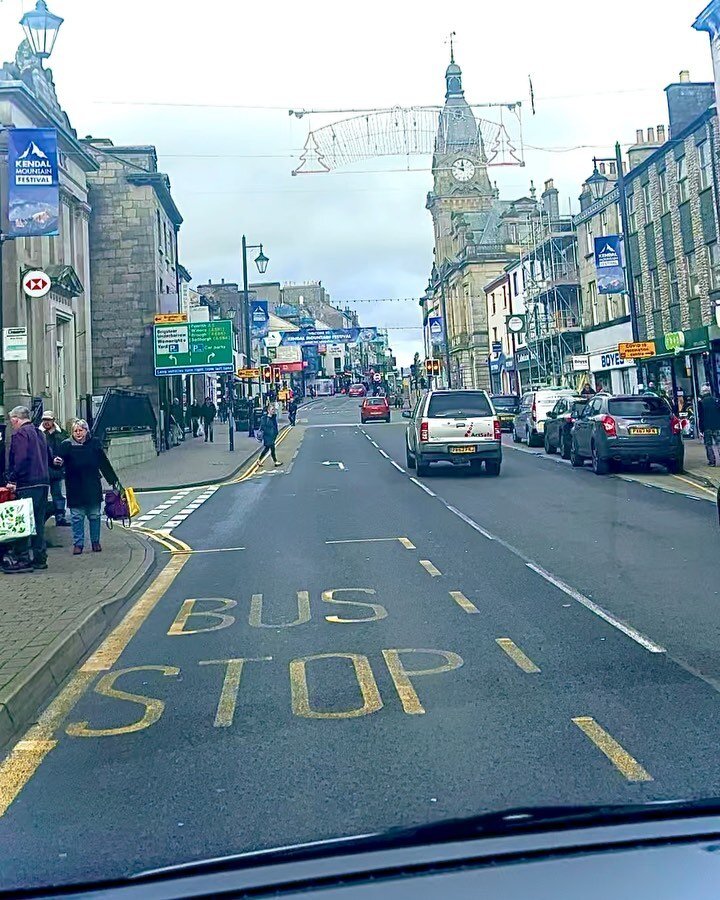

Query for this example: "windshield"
[608,398,671,417]
[491,396,519,410]
[3,2,720,894]
[427,392,493,417]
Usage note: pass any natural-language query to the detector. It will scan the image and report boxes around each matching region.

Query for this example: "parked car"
[404,389,502,476]
[348,383,367,397]
[361,396,390,423]
[513,388,578,447]
[570,393,684,475]
[491,394,520,431]
[544,396,588,459]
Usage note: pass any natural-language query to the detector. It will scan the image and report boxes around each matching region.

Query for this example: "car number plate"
[629,426,660,435]
[450,446,475,454]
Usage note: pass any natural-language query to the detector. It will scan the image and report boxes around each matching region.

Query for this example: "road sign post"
[154,320,234,376]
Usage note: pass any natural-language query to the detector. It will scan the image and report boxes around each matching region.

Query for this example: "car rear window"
[491,396,519,410]
[570,401,588,416]
[365,398,386,406]
[427,392,492,418]
[608,398,670,417]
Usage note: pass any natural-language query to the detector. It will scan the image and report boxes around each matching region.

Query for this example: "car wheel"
[561,438,571,460]
[544,432,555,454]
[528,430,541,448]
[570,440,584,468]
[485,459,501,477]
[512,426,521,444]
[665,457,683,475]
[406,444,416,469]
[591,442,609,475]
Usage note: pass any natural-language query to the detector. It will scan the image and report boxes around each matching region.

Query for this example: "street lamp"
[586,164,609,202]
[241,235,269,436]
[20,0,63,59]
[254,247,269,274]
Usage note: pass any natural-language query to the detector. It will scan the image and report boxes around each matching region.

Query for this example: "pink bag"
[104,489,129,526]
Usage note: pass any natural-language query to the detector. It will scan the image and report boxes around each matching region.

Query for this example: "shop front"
[642,327,714,416]
[584,320,638,395]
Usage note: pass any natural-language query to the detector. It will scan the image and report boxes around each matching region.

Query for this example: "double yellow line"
[130,525,192,554]
[224,425,292,485]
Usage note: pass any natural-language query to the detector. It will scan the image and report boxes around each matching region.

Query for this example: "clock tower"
[426,51,496,262]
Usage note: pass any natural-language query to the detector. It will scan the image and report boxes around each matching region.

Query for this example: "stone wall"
[105,432,156,469]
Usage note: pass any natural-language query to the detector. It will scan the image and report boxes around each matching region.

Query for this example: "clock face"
[451,158,475,182]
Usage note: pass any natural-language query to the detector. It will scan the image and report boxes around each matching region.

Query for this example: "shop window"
[699,141,712,191]
[650,269,661,310]
[659,169,669,214]
[685,250,700,298]
[677,156,689,203]
[666,260,680,304]
[708,242,720,291]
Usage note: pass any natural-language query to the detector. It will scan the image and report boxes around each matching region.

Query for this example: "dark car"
[570,393,684,475]
[490,394,520,431]
[544,396,588,459]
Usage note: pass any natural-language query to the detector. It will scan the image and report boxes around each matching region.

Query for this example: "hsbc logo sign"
[22,269,51,298]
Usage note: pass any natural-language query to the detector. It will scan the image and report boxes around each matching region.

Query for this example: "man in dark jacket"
[4,405,51,572]
[201,397,216,443]
[698,384,720,467]
[39,411,70,526]
[189,401,201,437]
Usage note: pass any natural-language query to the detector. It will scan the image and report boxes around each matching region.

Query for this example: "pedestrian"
[288,396,298,426]
[580,382,595,397]
[54,419,119,554]
[39,411,70,527]
[698,383,720,467]
[201,396,216,443]
[189,400,201,437]
[259,403,281,467]
[3,406,52,572]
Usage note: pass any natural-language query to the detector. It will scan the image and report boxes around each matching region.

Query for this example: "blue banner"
[428,316,444,343]
[7,128,59,237]
[250,300,269,339]
[281,326,378,346]
[594,235,626,294]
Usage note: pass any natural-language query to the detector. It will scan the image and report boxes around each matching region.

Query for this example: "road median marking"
[410,477,436,496]
[419,559,442,577]
[449,591,479,613]
[572,716,653,782]
[325,537,415,549]
[496,638,540,673]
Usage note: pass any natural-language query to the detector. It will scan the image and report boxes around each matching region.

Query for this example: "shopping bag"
[197,422,205,438]
[0,497,36,544]
[104,489,129,526]
[123,487,140,519]
[0,486,16,505]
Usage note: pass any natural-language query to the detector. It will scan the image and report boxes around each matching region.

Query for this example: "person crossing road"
[258,402,281,467]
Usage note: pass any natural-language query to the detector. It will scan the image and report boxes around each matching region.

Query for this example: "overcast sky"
[1,0,714,365]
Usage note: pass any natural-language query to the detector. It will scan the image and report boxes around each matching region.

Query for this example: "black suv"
[570,393,684,475]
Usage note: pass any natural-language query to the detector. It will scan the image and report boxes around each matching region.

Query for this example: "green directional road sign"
[154,320,234,376]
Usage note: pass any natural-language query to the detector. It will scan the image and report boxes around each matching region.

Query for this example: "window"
[600,209,608,236]
[650,268,661,309]
[503,287,508,309]
[677,156,689,202]
[659,169,669,213]
[699,141,712,191]
[512,271,518,295]
[708,242,720,291]
[634,274,645,310]
[492,326,498,342]
[642,182,652,223]
[587,280,598,324]
[156,210,161,252]
[491,293,496,315]
[585,219,594,256]
[608,397,671,417]
[427,392,492,418]
[628,193,637,232]
[686,250,700,298]
[666,260,680,304]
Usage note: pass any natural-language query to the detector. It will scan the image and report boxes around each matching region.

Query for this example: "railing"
[526,310,582,340]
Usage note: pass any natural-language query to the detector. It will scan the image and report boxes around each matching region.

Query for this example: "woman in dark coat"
[54,419,119,554]
[259,403,281,467]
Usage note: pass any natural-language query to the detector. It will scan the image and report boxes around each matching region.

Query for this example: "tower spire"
[449,31,455,64]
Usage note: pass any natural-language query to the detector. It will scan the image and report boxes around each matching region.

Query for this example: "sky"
[0,0,714,365]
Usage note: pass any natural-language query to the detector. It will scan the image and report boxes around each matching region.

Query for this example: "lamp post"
[1,1,63,416]
[587,150,641,344]
[241,236,268,436]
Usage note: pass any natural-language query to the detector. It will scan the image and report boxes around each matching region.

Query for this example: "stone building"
[0,41,97,423]
[422,53,538,389]
[83,140,183,415]
[623,73,720,409]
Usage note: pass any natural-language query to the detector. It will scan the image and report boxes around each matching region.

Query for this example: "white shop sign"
[589,349,635,371]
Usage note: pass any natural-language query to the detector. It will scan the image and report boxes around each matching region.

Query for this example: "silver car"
[403,389,502,477]
[512,388,579,448]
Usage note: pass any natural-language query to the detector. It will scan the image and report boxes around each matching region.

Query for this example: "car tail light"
[671,415,682,435]
[531,400,537,421]
[493,418,501,441]
[420,420,429,442]
[600,414,617,437]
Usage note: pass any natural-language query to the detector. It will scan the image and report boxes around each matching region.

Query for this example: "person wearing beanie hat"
[39,411,70,526]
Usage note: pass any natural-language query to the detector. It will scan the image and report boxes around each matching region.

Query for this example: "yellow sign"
[237,367,260,378]
[154,313,187,325]
[618,341,656,359]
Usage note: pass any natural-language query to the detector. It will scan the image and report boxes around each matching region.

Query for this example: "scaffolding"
[518,209,583,389]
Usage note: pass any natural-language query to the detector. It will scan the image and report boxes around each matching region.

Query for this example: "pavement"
[681,436,720,489]
[1,395,720,890]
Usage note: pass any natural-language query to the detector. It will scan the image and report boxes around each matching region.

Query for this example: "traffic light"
[432,359,441,376]
[262,366,272,384]
[425,358,433,375]
[272,366,282,383]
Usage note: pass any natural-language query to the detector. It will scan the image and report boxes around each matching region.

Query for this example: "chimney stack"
[647,126,656,143]
[679,69,690,82]
[657,124,666,143]
[636,129,644,143]
[541,178,560,218]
